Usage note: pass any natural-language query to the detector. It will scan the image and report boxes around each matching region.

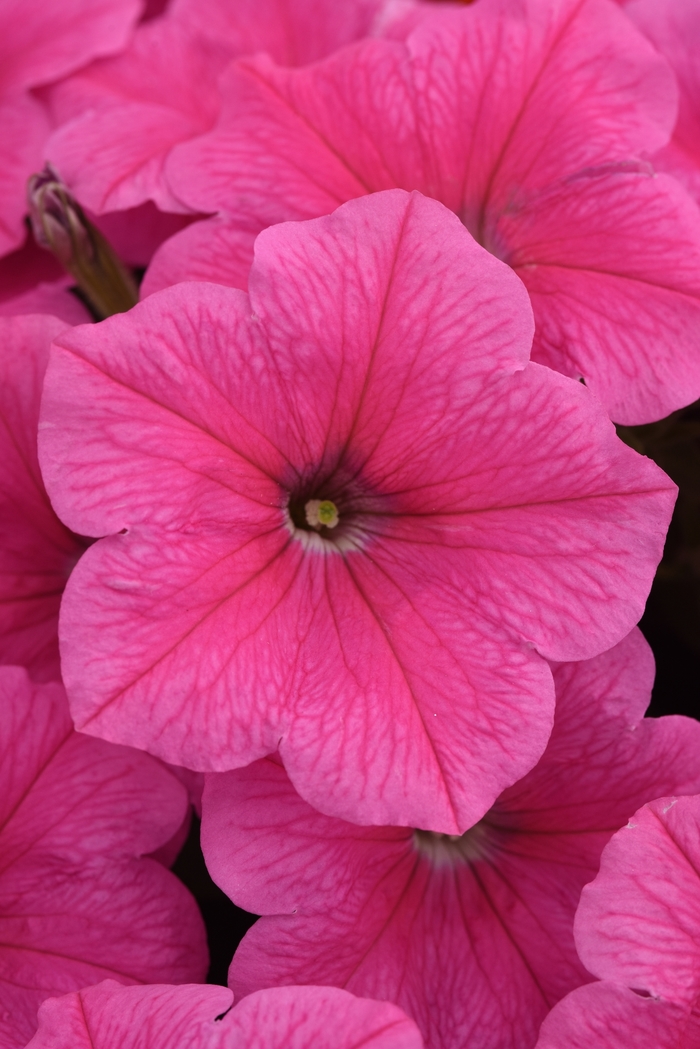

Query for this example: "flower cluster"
[1,0,700,1046]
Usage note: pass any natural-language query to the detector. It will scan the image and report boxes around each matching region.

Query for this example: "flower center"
[412,822,492,868]
[304,499,339,531]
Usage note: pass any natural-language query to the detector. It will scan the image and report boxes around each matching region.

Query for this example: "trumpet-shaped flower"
[26,981,424,1049]
[40,191,675,831]
[159,0,700,424]
[200,630,700,1049]
[0,666,208,1049]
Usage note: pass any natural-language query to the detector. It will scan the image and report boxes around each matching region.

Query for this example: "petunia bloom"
[625,0,700,206]
[0,0,142,257]
[40,190,675,831]
[200,629,700,1049]
[159,0,700,424]
[0,666,208,1049]
[44,0,413,215]
[536,792,700,1047]
[26,981,425,1049]
[0,314,88,680]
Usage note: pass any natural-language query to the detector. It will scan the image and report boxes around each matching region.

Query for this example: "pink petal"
[626,0,700,191]
[506,167,700,424]
[0,667,208,1049]
[26,982,424,1049]
[27,984,233,1049]
[0,94,50,257]
[0,314,87,680]
[575,794,700,1008]
[0,281,91,325]
[45,20,224,213]
[0,0,141,94]
[168,0,392,66]
[203,632,700,1049]
[142,214,259,295]
[535,983,693,1049]
[40,191,675,830]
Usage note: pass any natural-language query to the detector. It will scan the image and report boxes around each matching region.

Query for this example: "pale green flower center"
[305,499,339,530]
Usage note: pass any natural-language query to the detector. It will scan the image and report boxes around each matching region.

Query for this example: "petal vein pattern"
[39,191,675,832]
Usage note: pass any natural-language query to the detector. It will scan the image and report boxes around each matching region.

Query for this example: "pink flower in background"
[0,666,208,1049]
[26,981,424,1049]
[0,0,142,257]
[201,630,700,1049]
[536,792,700,1048]
[626,0,700,206]
[158,0,700,425]
[40,191,674,831]
[44,0,413,216]
[0,315,89,679]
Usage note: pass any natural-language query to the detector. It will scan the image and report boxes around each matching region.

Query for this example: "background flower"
[155,0,700,424]
[0,666,208,1049]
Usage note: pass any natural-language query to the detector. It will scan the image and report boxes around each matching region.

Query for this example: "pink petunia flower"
[44,0,414,216]
[535,792,700,1047]
[39,191,675,831]
[0,314,89,680]
[26,981,425,1049]
[0,0,142,257]
[158,0,700,425]
[0,666,208,1049]
[200,629,700,1049]
[625,0,700,206]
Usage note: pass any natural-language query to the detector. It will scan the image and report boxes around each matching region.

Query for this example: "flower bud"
[27,165,138,320]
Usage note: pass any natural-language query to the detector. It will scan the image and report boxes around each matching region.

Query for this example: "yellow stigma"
[305,499,339,530]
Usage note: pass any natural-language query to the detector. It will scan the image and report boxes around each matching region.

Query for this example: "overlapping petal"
[0,666,208,1049]
[26,981,424,1049]
[162,0,700,422]
[626,0,700,205]
[575,793,700,1008]
[169,0,397,67]
[535,982,694,1048]
[45,19,226,214]
[0,315,88,680]
[0,0,141,95]
[201,630,700,1049]
[537,790,700,1047]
